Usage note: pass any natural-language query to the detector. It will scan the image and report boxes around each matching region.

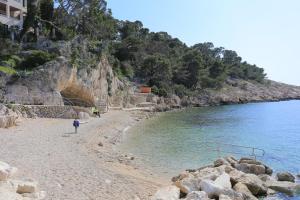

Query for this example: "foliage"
[0,66,17,75]
[18,50,55,70]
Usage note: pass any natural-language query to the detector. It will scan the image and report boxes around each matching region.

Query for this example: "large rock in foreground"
[153,156,300,200]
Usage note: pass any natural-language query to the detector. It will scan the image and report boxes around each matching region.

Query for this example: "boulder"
[171,171,189,182]
[228,169,245,184]
[258,174,273,182]
[151,186,180,200]
[199,179,243,199]
[239,158,262,165]
[195,167,223,181]
[224,156,238,167]
[249,164,266,175]
[219,194,232,200]
[15,180,38,194]
[265,166,273,175]
[214,158,229,167]
[0,161,18,181]
[214,173,231,189]
[234,163,251,174]
[185,191,209,200]
[233,182,258,200]
[235,173,267,195]
[277,172,295,182]
[174,175,200,194]
[265,180,300,196]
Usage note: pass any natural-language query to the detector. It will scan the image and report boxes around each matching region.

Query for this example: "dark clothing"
[73,120,80,127]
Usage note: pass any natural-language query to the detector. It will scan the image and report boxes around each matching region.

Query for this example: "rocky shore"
[152,156,300,200]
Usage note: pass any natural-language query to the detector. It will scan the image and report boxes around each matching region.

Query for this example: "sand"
[0,110,168,200]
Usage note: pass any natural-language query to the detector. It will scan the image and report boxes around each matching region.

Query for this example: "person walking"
[73,118,80,133]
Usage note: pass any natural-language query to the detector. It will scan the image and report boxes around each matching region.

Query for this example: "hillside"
[0,0,300,111]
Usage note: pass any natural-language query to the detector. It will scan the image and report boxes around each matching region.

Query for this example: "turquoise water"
[120,100,300,177]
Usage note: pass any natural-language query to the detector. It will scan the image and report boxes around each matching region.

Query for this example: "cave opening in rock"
[60,86,95,107]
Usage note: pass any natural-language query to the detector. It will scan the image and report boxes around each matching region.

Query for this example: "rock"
[0,161,17,181]
[214,173,231,189]
[228,169,245,184]
[265,166,273,175]
[249,164,265,175]
[195,166,223,181]
[171,171,189,182]
[215,165,234,174]
[258,174,273,182]
[234,163,251,174]
[219,194,232,200]
[239,158,262,165]
[267,188,277,195]
[78,112,90,119]
[233,182,258,200]
[151,186,180,200]
[15,180,38,194]
[224,156,238,167]
[277,172,295,182]
[174,175,199,194]
[199,179,243,199]
[214,158,229,167]
[265,180,300,196]
[235,173,267,195]
[98,142,103,147]
[185,191,209,200]
[22,191,46,199]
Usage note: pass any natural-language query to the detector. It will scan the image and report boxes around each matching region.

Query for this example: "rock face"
[153,156,300,200]
[0,161,45,200]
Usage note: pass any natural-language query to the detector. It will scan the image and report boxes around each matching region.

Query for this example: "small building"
[0,0,27,28]
[140,86,151,94]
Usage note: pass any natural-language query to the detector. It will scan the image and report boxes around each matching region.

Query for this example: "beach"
[0,110,167,200]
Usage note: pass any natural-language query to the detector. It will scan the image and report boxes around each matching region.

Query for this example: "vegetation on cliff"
[0,0,266,97]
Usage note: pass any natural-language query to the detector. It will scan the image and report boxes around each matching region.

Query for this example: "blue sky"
[107,0,300,86]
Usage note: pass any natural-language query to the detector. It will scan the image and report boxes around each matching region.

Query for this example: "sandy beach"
[0,110,168,200]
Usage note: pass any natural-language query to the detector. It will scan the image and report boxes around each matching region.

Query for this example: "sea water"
[120,100,300,177]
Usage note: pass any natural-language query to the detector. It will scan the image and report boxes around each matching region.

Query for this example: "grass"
[0,66,17,75]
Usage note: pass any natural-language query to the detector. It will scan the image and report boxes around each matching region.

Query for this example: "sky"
[107,0,300,86]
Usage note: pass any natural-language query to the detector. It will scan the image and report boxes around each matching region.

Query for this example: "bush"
[174,84,188,97]
[18,50,55,70]
[0,66,17,75]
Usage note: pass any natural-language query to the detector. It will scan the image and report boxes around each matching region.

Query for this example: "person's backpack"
[73,120,79,127]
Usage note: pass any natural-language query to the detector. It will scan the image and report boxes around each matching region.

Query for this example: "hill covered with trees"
[0,0,267,98]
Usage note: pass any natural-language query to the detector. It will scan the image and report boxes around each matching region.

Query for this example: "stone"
[265,180,300,196]
[199,179,242,199]
[239,158,262,165]
[235,173,267,195]
[265,166,273,175]
[219,194,232,200]
[214,158,229,167]
[195,167,223,181]
[228,169,245,184]
[267,188,277,195]
[171,171,189,182]
[151,186,180,200]
[214,173,232,189]
[15,180,38,194]
[233,182,258,200]
[224,156,238,166]
[277,172,295,182]
[234,163,251,174]
[174,175,200,194]
[249,164,266,175]
[258,174,273,182]
[0,161,17,181]
[185,191,209,200]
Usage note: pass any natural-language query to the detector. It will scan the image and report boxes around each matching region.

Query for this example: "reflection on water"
[119,100,300,178]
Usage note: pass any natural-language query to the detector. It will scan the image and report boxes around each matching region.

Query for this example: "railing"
[200,141,265,160]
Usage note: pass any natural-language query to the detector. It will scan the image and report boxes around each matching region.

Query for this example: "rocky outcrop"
[276,172,295,182]
[0,104,18,128]
[0,161,45,200]
[153,157,300,200]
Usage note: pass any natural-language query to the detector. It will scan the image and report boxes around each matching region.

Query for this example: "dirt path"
[0,110,167,200]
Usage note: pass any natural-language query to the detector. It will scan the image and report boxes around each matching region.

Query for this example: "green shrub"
[18,50,55,70]
[0,66,17,75]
